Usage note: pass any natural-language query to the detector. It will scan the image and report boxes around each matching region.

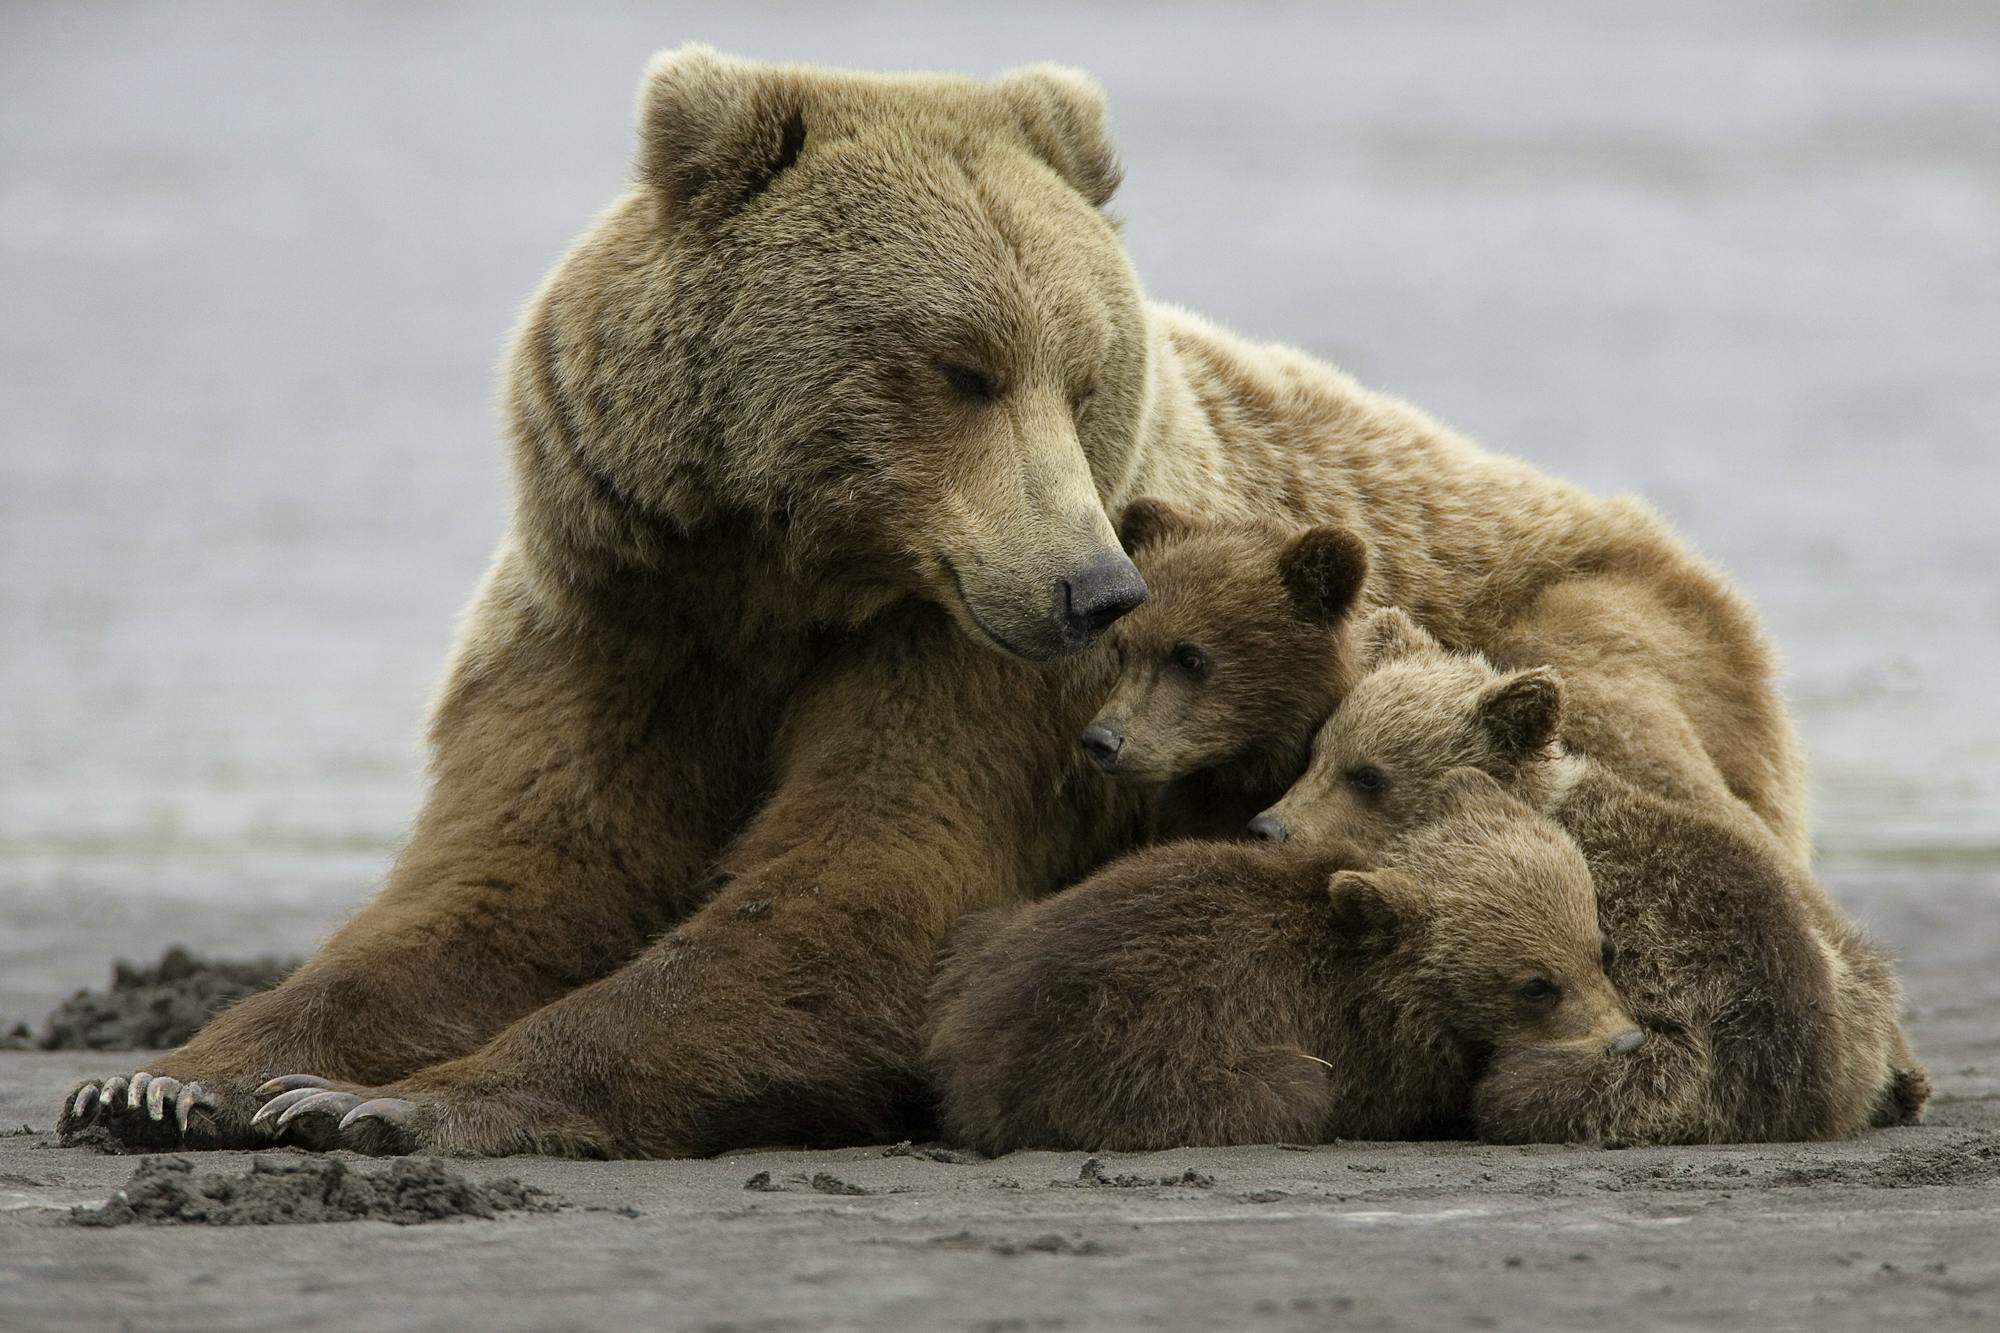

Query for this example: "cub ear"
[1117,497,1193,555]
[993,64,1122,208]
[1279,526,1369,626]
[1357,606,1439,669]
[636,45,809,228]
[1476,667,1565,763]
[1326,869,1415,947]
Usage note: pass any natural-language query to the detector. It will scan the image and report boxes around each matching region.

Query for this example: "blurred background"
[3,1,1996,1023]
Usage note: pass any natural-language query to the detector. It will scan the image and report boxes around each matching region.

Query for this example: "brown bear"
[1079,498,1369,839]
[926,769,1640,1153]
[62,49,1813,1158]
[1255,608,1927,1143]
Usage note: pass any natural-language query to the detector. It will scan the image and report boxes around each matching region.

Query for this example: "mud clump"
[1062,1157,1215,1189]
[72,1155,560,1227]
[29,947,300,1051]
[882,1140,974,1164]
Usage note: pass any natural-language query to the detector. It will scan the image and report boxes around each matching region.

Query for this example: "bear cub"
[925,769,1640,1153]
[1257,607,1928,1143]
[1081,498,1370,837]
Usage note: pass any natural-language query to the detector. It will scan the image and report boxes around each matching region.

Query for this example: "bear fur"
[1082,498,1369,837]
[926,770,1636,1153]
[63,49,1813,1158]
[1260,608,1927,1143]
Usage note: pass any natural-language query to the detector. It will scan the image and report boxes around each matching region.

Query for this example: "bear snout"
[1247,814,1289,843]
[1080,721,1125,770]
[1057,551,1147,643]
[1606,1028,1647,1057]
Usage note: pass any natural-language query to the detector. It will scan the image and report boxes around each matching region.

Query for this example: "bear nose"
[1080,722,1124,770]
[1606,1028,1646,1057]
[1058,552,1147,642]
[1247,815,1288,843]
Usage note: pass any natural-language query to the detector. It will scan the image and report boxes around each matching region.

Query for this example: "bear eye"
[1346,764,1388,796]
[1071,380,1100,416]
[1600,937,1617,972]
[1170,641,1210,677]
[940,363,999,403]
[1518,977,1561,1007]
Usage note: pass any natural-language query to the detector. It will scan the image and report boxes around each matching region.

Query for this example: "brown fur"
[926,771,1634,1153]
[1262,609,1927,1143]
[1085,498,1367,835]
[64,49,1812,1158]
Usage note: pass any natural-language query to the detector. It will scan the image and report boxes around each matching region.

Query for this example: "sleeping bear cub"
[1256,607,1928,1143]
[925,769,1639,1153]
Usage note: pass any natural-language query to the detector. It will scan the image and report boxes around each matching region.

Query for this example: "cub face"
[1336,770,1636,1055]
[1079,498,1369,788]
[1256,607,1564,854]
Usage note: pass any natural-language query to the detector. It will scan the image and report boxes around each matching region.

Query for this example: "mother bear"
[62,47,1812,1157]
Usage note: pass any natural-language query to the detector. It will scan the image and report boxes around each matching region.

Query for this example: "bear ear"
[1278,526,1369,626]
[1326,869,1415,949]
[1476,667,1565,763]
[1117,497,1192,555]
[635,45,810,229]
[992,64,1123,209]
[1357,606,1439,670]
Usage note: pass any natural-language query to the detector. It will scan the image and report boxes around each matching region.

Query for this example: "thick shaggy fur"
[63,48,1810,1157]
[927,773,1634,1153]
[1263,610,1927,1143]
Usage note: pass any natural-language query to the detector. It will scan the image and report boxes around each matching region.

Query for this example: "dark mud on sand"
[72,1154,559,1227]
[2,948,295,1053]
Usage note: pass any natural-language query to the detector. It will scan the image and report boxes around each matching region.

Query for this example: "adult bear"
[61,47,1809,1157]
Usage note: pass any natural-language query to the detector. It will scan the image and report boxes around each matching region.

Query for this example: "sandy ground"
[4,1,2000,1329]
[4,1005,1998,1333]
[6,869,1998,1332]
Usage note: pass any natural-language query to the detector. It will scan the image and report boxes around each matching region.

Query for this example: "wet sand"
[5,987,1998,1333]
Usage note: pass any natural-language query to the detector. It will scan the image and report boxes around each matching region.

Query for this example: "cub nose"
[1247,815,1288,843]
[1606,1028,1647,1057]
[1080,722,1124,770]
[1058,552,1147,642]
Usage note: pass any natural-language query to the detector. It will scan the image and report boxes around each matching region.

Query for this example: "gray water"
[3,1,1997,1022]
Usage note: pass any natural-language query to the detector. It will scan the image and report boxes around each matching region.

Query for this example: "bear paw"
[59,1070,254,1150]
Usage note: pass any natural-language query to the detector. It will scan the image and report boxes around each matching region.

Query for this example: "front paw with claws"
[250,1075,427,1154]
[59,1070,245,1149]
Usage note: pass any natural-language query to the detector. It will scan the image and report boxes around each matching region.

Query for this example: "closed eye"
[940,363,1000,402]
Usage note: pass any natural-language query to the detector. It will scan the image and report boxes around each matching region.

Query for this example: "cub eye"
[940,363,999,402]
[1171,641,1210,676]
[1346,764,1388,796]
[1071,381,1100,415]
[1600,937,1617,972]
[1518,977,1561,1007]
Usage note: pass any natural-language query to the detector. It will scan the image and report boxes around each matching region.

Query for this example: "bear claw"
[144,1075,180,1121]
[252,1087,330,1132]
[173,1081,214,1134]
[254,1074,333,1099]
[275,1090,363,1131]
[338,1098,418,1132]
[70,1084,99,1125]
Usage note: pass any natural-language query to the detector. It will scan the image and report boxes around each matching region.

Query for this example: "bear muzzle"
[1055,550,1148,647]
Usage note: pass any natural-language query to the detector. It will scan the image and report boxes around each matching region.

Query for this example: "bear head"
[1079,497,1370,792]
[509,47,1155,659]
[1328,768,1638,1056]
[1253,607,1566,852]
